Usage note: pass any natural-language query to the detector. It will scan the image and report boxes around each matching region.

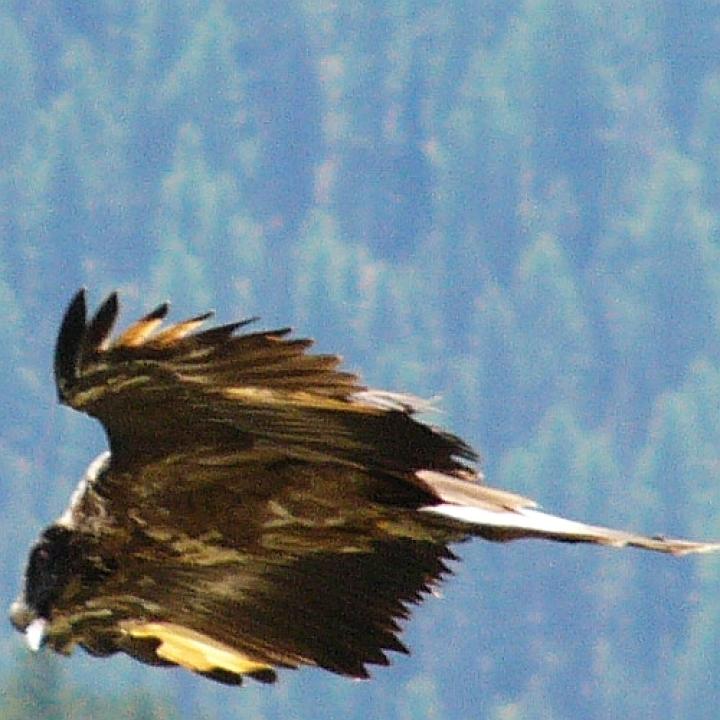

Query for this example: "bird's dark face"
[9,525,80,650]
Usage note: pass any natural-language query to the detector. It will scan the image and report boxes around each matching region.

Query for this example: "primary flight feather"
[9,290,720,685]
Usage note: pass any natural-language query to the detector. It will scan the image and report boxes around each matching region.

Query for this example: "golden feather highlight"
[113,303,169,348]
[152,313,214,346]
[122,621,273,677]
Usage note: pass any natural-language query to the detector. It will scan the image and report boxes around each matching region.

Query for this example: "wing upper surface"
[54,290,476,480]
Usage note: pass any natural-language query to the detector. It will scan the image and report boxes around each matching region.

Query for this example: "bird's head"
[9,525,81,651]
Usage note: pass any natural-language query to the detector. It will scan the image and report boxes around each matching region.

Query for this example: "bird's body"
[10,290,719,685]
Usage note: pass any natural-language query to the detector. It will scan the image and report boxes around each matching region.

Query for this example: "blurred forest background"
[2,1,720,718]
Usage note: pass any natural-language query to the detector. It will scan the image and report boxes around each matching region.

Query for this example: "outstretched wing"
[54,289,475,478]
[59,530,457,684]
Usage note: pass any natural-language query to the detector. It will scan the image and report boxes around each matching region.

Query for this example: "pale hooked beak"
[25,618,48,651]
[9,599,47,652]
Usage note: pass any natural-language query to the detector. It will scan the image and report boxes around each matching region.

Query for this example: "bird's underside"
[9,290,720,686]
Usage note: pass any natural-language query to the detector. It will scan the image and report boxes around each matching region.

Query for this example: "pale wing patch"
[223,386,381,413]
[415,469,535,510]
[122,621,272,676]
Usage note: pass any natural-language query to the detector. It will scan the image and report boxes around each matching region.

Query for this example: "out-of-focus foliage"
[2,1,720,718]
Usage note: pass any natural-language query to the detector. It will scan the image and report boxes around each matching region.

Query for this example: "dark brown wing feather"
[43,290,477,683]
[48,454,462,683]
[84,537,455,680]
[54,289,475,478]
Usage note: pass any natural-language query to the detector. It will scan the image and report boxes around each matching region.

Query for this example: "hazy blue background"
[2,2,720,718]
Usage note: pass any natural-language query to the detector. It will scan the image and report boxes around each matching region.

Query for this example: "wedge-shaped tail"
[415,470,719,555]
[423,503,720,555]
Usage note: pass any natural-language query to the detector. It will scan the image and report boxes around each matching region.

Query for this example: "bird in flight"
[9,290,719,685]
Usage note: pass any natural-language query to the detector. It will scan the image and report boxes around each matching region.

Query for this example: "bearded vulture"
[9,290,719,685]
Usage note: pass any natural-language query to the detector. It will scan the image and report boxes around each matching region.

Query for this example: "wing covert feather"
[54,291,475,480]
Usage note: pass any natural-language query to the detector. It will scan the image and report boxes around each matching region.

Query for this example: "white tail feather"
[421,503,720,555]
[423,504,617,540]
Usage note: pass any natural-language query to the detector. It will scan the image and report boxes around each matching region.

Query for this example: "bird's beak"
[25,618,48,652]
[9,599,47,651]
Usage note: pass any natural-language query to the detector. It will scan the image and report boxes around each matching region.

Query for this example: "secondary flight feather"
[9,290,720,685]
